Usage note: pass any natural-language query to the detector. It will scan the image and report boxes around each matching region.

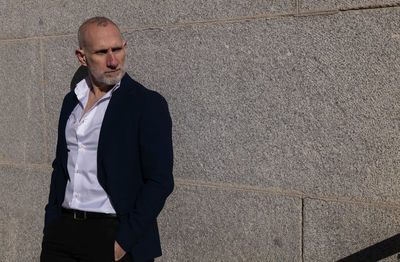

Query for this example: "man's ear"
[75,49,87,66]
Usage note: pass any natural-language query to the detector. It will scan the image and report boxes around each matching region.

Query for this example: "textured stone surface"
[1,206,44,262]
[158,183,301,261]
[42,36,79,163]
[122,8,400,203]
[303,199,400,261]
[10,4,400,262]
[0,164,50,219]
[0,40,46,164]
[300,0,400,11]
[0,0,295,39]
[0,164,50,261]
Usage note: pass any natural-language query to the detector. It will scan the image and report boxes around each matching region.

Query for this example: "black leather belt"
[62,208,117,220]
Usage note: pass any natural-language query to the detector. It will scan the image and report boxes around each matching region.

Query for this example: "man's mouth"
[105,69,120,74]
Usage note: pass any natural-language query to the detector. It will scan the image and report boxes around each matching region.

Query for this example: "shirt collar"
[74,77,121,104]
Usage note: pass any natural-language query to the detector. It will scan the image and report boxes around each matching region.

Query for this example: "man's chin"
[101,72,124,86]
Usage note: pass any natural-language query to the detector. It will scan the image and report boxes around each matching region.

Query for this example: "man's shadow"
[70,66,88,91]
[337,233,400,262]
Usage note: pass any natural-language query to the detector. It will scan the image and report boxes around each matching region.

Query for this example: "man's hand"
[114,241,126,261]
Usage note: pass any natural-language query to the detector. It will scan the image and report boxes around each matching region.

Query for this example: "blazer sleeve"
[43,94,70,231]
[115,91,174,251]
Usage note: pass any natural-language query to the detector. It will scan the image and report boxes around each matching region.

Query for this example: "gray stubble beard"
[88,63,126,88]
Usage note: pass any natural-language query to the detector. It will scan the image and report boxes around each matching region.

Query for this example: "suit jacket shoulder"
[121,73,168,101]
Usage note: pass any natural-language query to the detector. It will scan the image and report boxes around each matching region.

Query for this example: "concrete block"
[158,184,301,261]
[0,164,50,215]
[122,8,400,204]
[300,0,400,11]
[0,40,46,164]
[303,199,400,261]
[0,164,50,261]
[0,0,296,39]
[0,206,44,262]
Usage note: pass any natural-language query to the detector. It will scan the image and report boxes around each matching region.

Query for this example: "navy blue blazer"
[44,73,174,262]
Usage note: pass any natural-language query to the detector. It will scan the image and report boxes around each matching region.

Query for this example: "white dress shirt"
[62,77,120,214]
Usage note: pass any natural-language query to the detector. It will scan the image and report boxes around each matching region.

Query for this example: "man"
[40,17,174,262]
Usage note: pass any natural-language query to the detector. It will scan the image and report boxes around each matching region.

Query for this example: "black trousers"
[40,212,154,262]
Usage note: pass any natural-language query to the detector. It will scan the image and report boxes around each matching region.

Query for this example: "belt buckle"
[73,210,87,220]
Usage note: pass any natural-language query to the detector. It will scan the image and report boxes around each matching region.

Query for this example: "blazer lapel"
[96,74,132,188]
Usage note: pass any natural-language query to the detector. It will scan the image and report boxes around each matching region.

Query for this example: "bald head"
[75,16,127,90]
[78,17,121,50]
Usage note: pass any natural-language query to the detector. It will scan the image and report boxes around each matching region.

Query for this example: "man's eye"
[96,50,107,54]
[112,48,122,52]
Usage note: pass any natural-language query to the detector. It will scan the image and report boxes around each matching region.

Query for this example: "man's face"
[79,24,126,88]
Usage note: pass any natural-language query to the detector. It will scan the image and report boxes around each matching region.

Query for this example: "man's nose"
[107,52,118,68]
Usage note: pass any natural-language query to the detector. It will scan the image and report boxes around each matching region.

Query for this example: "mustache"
[105,65,124,73]
[104,68,122,73]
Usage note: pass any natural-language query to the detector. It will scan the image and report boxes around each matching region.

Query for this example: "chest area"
[65,100,110,151]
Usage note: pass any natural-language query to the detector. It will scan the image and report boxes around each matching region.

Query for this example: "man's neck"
[88,77,113,100]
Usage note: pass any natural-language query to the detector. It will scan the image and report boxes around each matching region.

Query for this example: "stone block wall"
[1,1,400,261]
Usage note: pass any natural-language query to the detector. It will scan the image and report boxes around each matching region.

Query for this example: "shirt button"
[76,169,80,174]
[74,193,78,198]
[79,143,84,149]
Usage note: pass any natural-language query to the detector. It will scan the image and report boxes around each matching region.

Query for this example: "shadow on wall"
[337,233,400,261]
[70,66,88,91]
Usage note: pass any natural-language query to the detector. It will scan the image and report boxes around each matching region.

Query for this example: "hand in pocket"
[114,241,126,261]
